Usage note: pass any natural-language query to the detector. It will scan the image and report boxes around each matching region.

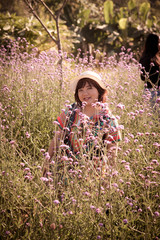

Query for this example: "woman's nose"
[82,89,88,95]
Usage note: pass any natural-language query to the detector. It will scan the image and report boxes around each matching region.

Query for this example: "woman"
[43,71,121,177]
[139,33,160,107]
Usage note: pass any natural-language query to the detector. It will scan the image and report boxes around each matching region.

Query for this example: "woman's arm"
[42,131,62,177]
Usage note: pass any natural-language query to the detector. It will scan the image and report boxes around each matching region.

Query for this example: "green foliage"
[139,2,150,21]
[45,0,63,11]
[78,9,91,28]
[67,0,159,57]
[104,0,114,24]
[0,12,57,51]
[0,12,37,44]
[102,0,159,52]
[128,0,136,11]
[0,0,160,56]
[118,18,128,30]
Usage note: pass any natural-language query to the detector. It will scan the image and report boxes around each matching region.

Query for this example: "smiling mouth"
[83,97,91,101]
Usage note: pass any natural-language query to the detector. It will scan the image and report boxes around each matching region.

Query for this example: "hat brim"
[70,73,106,92]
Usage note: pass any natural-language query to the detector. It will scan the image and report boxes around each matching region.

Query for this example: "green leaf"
[78,9,90,28]
[104,0,114,24]
[82,9,90,20]
[146,18,153,28]
[128,0,136,10]
[118,18,128,30]
[139,2,150,21]
[118,7,128,19]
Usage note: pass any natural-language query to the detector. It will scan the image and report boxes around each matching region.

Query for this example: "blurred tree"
[0,0,29,16]
[21,0,68,111]
[0,0,160,59]
[0,0,16,13]
[23,0,67,82]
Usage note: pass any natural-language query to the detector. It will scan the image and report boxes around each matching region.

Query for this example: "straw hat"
[70,71,106,92]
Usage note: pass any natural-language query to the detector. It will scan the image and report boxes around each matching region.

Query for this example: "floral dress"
[56,104,121,158]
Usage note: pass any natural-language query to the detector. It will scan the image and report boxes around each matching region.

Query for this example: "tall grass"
[0,40,160,240]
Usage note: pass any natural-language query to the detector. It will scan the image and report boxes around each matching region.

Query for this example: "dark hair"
[142,33,159,59]
[75,78,107,106]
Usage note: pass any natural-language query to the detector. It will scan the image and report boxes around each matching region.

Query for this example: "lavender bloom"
[99,223,103,227]
[123,219,128,224]
[40,177,49,182]
[154,211,159,217]
[53,200,60,205]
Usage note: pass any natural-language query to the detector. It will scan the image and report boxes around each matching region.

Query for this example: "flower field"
[0,39,160,240]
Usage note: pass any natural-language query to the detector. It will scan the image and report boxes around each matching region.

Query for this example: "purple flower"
[45,152,50,160]
[24,167,30,172]
[124,137,130,143]
[53,121,60,125]
[96,208,101,214]
[10,140,16,145]
[113,183,118,188]
[61,156,68,161]
[71,198,76,204]
[83,191,91,196]
[99,223,103,227]
[126,182,131,186]
[90,205,95,209]
[106,203,111,208]
[156,97,160,104]
[117,103,125,110]
[40,149,45,153]
[53,200,60,205]
[123,219,128,224]
[26,132,30,138]
[40,177,49,182]
[68,211,73,215]
[118,125,124,130]
[20,162,25,167]
[151,159,159,165]
[154,211,159,217]
[125,164,130,171]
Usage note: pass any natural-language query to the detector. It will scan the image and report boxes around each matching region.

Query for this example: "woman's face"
[78,82,99,106]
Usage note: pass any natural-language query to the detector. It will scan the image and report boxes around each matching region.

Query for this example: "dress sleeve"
[56,109,68,130]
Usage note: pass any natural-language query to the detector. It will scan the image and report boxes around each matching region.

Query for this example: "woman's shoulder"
[61,103,78,114]
[56,103,78,128]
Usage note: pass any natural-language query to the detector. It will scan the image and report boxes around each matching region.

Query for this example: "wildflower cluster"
[0,41,160,239]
